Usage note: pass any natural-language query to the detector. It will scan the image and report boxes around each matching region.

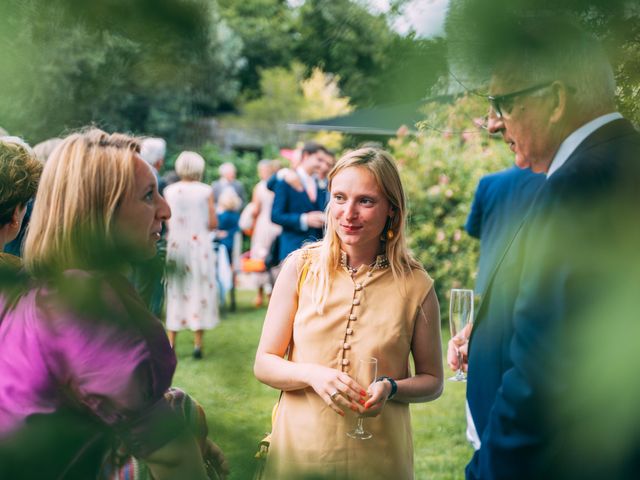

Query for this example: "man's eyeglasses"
[487,81,554,119]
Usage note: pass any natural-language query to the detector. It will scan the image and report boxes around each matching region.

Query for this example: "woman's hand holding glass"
[306,364,367,416]
[347,357,378,439]
[361,379,391,417]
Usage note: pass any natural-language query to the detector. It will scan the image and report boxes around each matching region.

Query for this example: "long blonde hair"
[308,147,422,313]
[24,128,140,276]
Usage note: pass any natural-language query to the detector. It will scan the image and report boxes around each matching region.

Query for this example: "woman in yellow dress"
[254,147,443,479]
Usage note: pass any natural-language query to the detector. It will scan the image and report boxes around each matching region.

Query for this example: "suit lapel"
[470,204,533,336]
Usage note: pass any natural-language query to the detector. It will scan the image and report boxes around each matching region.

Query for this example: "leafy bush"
[389,94,514,311]
[225,63,353,149]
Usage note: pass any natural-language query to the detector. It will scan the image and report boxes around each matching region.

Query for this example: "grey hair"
[218,162,236,177]
[139,137,167,167]
[495,17,616,117]
[257,158,275,176]
[33,138,63,164]
[257,158,272,169]
[175,151,205,181]
[218,188,242,211]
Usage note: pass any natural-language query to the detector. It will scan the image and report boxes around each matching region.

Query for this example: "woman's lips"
[341,225,362,233]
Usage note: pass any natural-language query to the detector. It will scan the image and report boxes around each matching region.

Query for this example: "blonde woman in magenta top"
[254,148,444,479]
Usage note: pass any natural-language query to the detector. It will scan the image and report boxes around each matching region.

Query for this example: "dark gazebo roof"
[287,95,453,136]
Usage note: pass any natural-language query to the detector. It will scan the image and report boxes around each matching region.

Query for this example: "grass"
[172,290,472,480]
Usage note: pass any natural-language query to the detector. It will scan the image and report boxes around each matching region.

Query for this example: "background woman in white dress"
[249,159,281,306]
[164,151,219,359]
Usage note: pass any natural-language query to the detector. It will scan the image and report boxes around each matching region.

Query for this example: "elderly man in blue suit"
[449,17,640,479]
[271,142,332,263]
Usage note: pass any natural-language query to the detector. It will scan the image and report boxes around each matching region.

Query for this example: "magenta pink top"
[0,271,178,457]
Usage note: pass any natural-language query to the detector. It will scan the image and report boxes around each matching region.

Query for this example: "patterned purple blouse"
[0,271,178,458]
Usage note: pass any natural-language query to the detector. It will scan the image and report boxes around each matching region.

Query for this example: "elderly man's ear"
[549,81,570,124]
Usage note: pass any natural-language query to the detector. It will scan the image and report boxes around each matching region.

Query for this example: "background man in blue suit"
[465,166,544,296]
[271,141,332,263]
[449,16,640,479]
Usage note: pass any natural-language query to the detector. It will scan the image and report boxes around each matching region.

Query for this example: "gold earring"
[381,216,394,241]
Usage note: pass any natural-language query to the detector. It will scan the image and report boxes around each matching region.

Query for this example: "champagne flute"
[347,357,378,440]
[449,288,474,382]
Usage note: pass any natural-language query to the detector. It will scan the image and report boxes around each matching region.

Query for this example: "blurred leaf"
[0,0,243,143]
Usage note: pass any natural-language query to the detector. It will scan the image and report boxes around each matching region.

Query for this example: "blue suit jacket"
[466,119,640,480]
[271,177,327,262]
[466,166,545,295]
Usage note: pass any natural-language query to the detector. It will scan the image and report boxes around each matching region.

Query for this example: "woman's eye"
[144,190,154,201]
[333,194,345,202]
[360,198,373,205]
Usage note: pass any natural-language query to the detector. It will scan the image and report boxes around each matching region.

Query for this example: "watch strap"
[375,375,397,399]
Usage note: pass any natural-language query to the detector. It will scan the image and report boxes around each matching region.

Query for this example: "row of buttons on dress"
[340,272,373,371]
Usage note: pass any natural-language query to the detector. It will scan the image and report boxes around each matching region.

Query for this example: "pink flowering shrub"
[389,94,514,311]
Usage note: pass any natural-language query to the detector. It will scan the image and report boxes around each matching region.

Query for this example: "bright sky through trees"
[288,0,451,39]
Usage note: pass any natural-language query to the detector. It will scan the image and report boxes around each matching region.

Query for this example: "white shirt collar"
[296,166,315,184]
[547,112,623,178]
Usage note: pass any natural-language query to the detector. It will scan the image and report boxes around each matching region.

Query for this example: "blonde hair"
[0,137,42,226]
[175,151,205,181]
[218,188,242,211]
[24,128,140,275]
[308,147,422,313]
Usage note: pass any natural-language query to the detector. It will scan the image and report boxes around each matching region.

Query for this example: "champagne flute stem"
[356,417,365,433]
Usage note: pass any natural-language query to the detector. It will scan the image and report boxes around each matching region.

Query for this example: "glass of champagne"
[449,288,474,382]
[347,357,378,440]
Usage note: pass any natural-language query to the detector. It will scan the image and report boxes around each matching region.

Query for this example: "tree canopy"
[218,0,447,107]
[0,0,243,143]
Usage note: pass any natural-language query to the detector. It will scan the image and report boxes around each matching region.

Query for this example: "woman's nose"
[344,201,358,220]
[157,195,171,221]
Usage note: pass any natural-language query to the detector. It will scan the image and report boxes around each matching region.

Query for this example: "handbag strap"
[297,260,310,296]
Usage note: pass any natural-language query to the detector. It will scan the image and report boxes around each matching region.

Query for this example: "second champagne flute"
[346,357,378,440]
[449,288,474,382]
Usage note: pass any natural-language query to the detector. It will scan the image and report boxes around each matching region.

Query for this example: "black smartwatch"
[375,376,397,400]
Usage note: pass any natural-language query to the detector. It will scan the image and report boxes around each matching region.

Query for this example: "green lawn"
[172,291,471,479]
